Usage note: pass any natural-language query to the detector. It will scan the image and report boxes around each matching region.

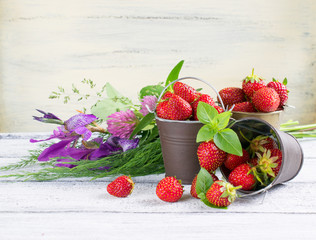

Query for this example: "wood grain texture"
[0,133,316,239]
[1,0,316,132]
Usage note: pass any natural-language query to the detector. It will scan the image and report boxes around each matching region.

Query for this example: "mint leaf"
[91,99,129,120]
[283,77,288,85]
[139,84,164,99]
[129,113,155,139]
[196,125,216,143]
[214,128,242,156]
[196,168,214,196]
[214,111,232,130]
[105,83,123,98]
[197,102,218,125]
[165,60,184,89]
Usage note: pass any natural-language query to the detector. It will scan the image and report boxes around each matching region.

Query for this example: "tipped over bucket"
[220,118,304,197]
[156,117,203,184]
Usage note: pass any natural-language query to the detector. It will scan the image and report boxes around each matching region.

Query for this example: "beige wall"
[1,0,315,132]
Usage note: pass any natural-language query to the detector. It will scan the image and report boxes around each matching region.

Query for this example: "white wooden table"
[0,132,316,240]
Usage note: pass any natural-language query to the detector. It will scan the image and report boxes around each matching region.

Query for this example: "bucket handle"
[150,76,231,114]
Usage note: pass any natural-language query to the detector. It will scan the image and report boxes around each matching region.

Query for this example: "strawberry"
[268,148,282,177]
[162,91,173,100]
[248,157,259,166]
[252,87,280,112]
[156,176,183,202]
[168,94,192,120]
[267,78,288,107]
[224,149,250,171]
[242,69,266,99]
[156,101,170,119]
[173,82,199,104]
[214,105,225,114]
[218,87,246,107]
[197,141,227,172]
[191,94,215,120]
[232,101,256,112]
[248,135,276,157]
[190,173,219,199]
[107,175,134,198]
[255,149,281,185]
[228,163,256,191]
[206,180,241,207]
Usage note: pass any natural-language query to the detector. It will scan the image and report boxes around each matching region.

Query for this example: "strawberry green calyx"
[243,68,263,83]
[218,180,242,204]
[255,150,279,185]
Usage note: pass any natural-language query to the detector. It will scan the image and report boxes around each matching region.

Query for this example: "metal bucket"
[154,77,227,184]
[220,118,304,197]
[156,118,203,184]
[232,110,283,129]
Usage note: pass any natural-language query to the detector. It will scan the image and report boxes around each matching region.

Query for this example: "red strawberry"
[224,149,250,171]
[252,87,280,112]
[214,105,225,114]
[242,69,266,99]
[267,78,288,107]
[248,135,276,156]
[168,94,192,120]
[228,163,256,191]
[191,94,215,120]
[173,82,199,104]
[218,87,246,107]
[197,141,227,172]
[190,173,219,199]
[156,101,170,119]
[162,91,173,100]
[255,149,281,185]
[206,180,241,207]
[232,102,256,112]
[269,149,283,177]
[107,175,134,198]
[156,176,183,202]
[248,157,259,166]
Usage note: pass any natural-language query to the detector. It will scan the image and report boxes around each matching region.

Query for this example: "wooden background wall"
[1,0,315,132]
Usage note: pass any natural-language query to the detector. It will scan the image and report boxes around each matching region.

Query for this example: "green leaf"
[129,113,155,139]
[283,77,288,85]
[214,129,242,156]
[197,102,218,125]
[196,168,214,196]
[105,83,123,98]
[165,60,184,88]
[139,85,164,99]
[196,125,216,143]
[213,111,232,130]
[91,99,129,120]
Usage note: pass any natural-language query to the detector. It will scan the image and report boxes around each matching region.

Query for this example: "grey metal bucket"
[220,117,304,197]
[154,77,227,184]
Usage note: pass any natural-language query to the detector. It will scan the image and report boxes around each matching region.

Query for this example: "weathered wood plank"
[0,212,315,240]
[0,181,315,214]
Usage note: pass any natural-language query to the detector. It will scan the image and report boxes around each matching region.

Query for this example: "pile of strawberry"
[218,69,288,113]
[156,81,224,121]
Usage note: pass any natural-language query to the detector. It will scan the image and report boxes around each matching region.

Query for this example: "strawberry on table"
[190,173,219,199]
[267,78,288,108]
[206,180,241,207]
[242,69,266,99]
[107,175,134,198]
[197,140,227,172]
[173,82,199,104]
[156,176,184,202]
[228,163,257,191]
[252,87,280,112]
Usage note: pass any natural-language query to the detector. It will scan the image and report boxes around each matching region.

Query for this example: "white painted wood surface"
[1,0,316,132]
[0,132,316,239]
